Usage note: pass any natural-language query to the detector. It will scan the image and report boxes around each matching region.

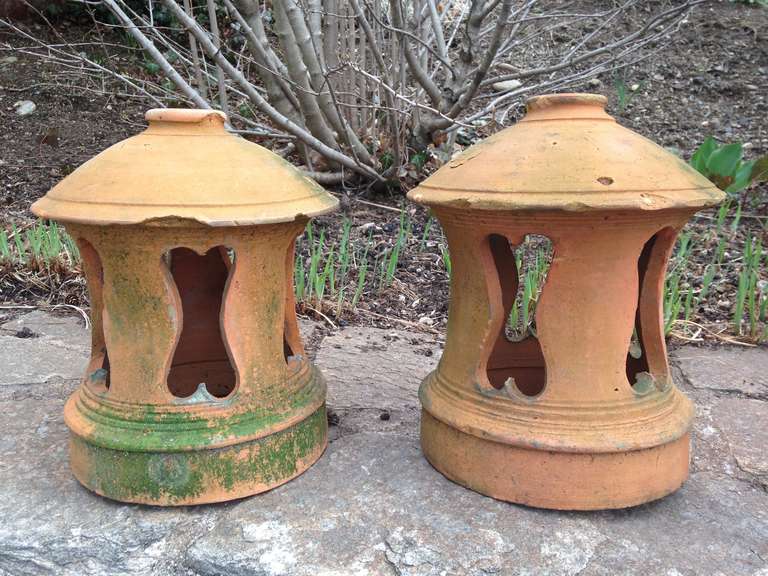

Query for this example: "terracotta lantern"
[32,109,338,505]
[407,94,723,510]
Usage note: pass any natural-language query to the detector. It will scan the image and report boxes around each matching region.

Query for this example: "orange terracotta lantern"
[32,109,338,505]
[408,94,724,510]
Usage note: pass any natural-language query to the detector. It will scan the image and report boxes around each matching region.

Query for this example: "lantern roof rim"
[31,108,339,226]
[407,93,724,212]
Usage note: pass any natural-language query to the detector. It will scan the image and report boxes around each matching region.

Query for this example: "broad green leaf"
[725,160,754,194]
[144,61,160,75]
[706,143,743,177]
[690,136,717,174]
[737,159,756,179]
[750,156,768,182]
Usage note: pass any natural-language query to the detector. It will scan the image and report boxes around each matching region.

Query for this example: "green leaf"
[750,156,768,182]
[706,143,743,177]
[690,136,717,173]
[725,160,754,194]
[144,61,160,75]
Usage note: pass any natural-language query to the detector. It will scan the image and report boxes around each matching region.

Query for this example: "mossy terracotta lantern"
[408,94,724,510]
[32,109,338,505]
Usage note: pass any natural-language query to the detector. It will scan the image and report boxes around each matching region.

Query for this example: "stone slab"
[1,310,90,342]
[713,397,768,487]
[0,394,218,576]
[671,346,768,398]
[0,314,767,576]
[316,326,440,437]
[0,311,89,387]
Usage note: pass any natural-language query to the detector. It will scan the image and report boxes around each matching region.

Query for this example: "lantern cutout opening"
[484,234,552,398]
[626,227,679,395]
[79,238,110,393]
[165,246,237,400]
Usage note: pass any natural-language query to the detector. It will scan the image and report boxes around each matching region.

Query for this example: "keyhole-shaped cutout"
[484,234,552,397]
[166,246,237,399]
[77,238,111,392]
[626,228,678,393]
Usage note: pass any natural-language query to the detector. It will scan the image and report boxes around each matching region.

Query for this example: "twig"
[52,304,91,329]
[482,0,700,87]
[1,20,167,106]
[672,320,758,347]
[326,193,404,214]
[355,308,440,334]
[206,0,229,114]
[100,0,211,108]
[304,304,338,330]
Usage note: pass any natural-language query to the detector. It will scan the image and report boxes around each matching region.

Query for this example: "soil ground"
[1,1,767,342]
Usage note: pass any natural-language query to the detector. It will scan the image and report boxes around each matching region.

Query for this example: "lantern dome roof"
[407,94,723,212]
[32,109,338,226]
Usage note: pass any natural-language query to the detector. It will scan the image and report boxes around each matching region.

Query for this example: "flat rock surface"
[671,346,768,399]
[0,310,89,391]
[713,398,768,487]
[315,326,441,438]
[0,312,766,576]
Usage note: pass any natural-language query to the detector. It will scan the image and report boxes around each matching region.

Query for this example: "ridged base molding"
[69,406,327,506]
[421,409,690,510]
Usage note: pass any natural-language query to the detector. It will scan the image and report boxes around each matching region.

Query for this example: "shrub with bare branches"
[3,0,701,186]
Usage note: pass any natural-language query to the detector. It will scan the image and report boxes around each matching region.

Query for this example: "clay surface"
[407,94,725,509]
[28,109,338,504]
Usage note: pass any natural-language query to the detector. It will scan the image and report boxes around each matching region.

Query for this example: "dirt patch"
[0,22,146,218]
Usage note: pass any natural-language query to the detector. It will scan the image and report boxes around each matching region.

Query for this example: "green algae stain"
[632,372,657,396]
[75,406,327,504]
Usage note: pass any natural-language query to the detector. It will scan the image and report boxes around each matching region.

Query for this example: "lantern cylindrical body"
[32,109,338,505]
[408,94,724,510]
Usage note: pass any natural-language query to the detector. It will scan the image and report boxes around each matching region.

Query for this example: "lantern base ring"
[68,404,327,506]
[420,409,690,511]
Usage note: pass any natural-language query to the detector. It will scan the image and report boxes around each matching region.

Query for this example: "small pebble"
[14,327,37,339]
[14,100,36,116]
[492,79,522,92]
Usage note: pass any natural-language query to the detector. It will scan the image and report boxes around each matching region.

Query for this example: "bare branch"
[389,0,443,107]
[349,0,402,170]
[181,0,208,99]
[271,0,340,152]
[159,0,381,180]
[224,0,303,123]
[206,0,229,114]
[483,0,699,86]
[447,0,515,116]
[426,0,448,61]
[101,0,211,109]
[371,0,455,76]
[281,0,373,165]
